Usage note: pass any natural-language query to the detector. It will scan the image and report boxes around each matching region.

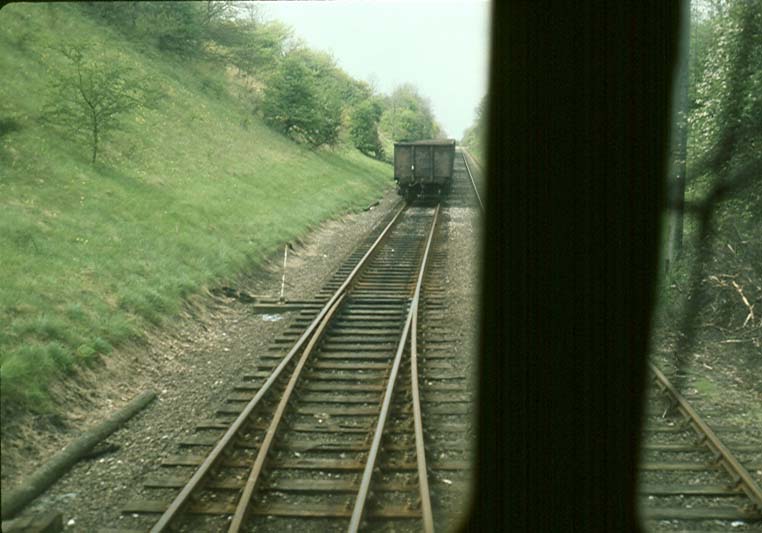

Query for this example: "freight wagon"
[393,139,456,200]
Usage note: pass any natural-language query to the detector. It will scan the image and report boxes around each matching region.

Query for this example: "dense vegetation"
[457,1,760,371]
[71,1,416,156]
[0,2,447,416]
[377,84,444,157]
[657,0,761,374]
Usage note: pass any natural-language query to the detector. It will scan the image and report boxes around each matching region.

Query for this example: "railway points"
[93,151,483,532]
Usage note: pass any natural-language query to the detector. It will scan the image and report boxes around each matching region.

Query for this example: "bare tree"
[45,44,160,163]
[204,1,234,26]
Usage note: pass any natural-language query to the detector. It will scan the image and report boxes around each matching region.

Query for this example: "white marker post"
[279,244,288,303]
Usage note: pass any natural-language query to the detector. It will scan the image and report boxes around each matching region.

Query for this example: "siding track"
[639,364,762,530]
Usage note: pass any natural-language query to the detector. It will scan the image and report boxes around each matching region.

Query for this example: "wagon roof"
[394,139,456,147]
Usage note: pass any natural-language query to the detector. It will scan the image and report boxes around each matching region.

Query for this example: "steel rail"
[462,147,484,172]
[650,363,762,513]
[149,203,407,532]
[460,150,484,212]
[228,293,346,532]
[408,208,438,533]
[348,205,440,532]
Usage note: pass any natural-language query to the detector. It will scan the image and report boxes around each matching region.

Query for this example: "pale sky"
[253,0,491,140]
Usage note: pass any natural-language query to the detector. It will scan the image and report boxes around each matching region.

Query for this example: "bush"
[379,84,441,142]
[261,51,342,147]
[350,99,384,158]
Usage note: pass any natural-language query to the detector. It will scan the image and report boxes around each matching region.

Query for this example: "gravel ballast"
[3,193,485,532]
[2,191,401,530]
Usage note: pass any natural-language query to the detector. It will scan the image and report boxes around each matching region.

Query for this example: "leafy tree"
[88,2,206,56]
[690,0,762,177]
[660,0,762,384]
[379,84,441,141]
[202,0,234,27]
[79,1,142,30]
[261,51,342,147]
[350,99,384,158]
[79,2,214,54]
[151,2,205,55]
[209,19,292,74]
[332,73,373,109]
[44,45,160,163]
[663,0,762,273]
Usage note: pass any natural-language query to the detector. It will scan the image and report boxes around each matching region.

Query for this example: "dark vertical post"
[466,3,679,531]
[666,0,692,272]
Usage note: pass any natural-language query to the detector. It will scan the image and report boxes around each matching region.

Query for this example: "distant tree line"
[461,95,487,160]
[65,1,442,159]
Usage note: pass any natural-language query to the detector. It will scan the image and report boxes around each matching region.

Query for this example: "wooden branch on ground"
[1,510,62,533]
[729,281,755,327]
[0,390,157,520]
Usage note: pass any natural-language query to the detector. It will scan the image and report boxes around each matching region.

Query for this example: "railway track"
[639,363,762,530]
[459,149,484,212]
[101,185,477,531]
[444,150,484,211]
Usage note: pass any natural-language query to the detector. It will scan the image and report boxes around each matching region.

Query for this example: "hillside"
[0,3,393,418]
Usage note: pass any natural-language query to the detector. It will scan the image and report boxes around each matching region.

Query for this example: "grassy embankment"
[0,4,392,416]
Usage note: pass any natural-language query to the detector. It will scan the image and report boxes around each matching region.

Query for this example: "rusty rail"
[348,205,440,532]
[649,363,762,514]
[149,203,407,533]
[408,208,437,533]
[228,293,346,532]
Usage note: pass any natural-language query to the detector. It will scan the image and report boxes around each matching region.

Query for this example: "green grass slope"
[0,4,392,415]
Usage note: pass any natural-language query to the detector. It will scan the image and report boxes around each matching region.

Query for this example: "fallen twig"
[730,280,755,327]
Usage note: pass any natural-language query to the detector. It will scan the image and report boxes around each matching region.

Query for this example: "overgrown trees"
[675,0,762,254]
[211,19,292,74]
[148,2,206,55]
[202,0,234,27]
[379,84,441,142]
[261,50,342,147]
[690,0,762,179]
[349,99,384,158]
[72,2,445,156]
[664,0,762,271]
[80,2,206,56]
[660,0,762,381]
